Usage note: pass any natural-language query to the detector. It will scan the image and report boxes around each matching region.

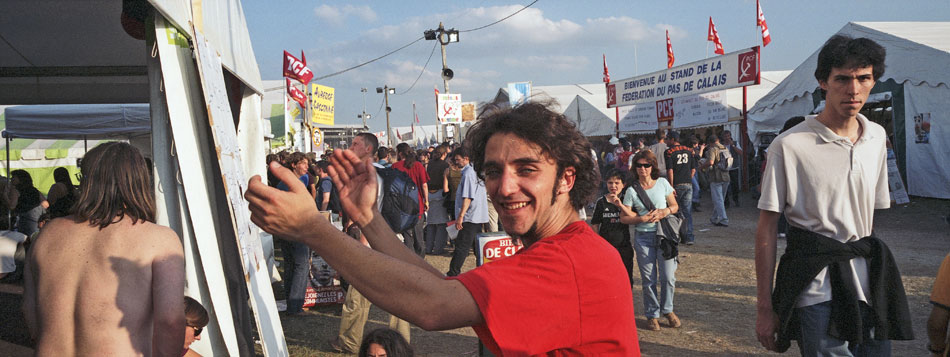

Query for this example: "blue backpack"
[376,167,420,233]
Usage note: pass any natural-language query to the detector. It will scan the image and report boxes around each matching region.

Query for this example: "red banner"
[666,30,675,69]
[602,54,610,83]
[283,50,313,84]
[286,78,307,107]
[708,17,725,55]
[756,0,772,46]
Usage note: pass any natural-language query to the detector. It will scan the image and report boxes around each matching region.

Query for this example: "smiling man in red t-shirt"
[246,102,640,356]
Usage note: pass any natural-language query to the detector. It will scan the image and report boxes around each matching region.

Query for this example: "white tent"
[1,1,285,355]
[1,104,152,193]
[748,22,950,199]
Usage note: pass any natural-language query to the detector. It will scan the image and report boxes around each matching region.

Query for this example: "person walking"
[700,135,730,227]
[621,150,681,331]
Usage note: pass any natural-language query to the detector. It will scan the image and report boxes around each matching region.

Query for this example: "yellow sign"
[310,83,335,125]
[311,126,323,148]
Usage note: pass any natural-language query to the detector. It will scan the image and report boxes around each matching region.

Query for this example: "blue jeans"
[796,301,891,356]
[279,239,311,313]
[691,175,701,203]
[709,181,729,225]
[674,184,694,243]
[633,231,677,318]
[425,223,448,254]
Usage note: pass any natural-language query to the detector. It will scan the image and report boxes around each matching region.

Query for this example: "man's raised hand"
[327,149,379,227]
[245,161,320,241]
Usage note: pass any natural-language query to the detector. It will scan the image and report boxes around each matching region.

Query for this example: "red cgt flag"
[756,0,772,47]
[708,17,725,55]
[286,78,307,107]
[283,50,313,84]
[666,30,675,68]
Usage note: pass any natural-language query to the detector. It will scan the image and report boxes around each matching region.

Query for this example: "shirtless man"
[23,142,185,356]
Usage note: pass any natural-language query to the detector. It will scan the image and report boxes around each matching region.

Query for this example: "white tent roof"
[0,0,262,105]
[750,22,950,117]
[493,83,619,136]
[3,104,151,139]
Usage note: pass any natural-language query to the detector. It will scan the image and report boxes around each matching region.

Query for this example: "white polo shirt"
[758,114,890,307]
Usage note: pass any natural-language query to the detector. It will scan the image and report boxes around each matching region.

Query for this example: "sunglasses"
[191,325,203,337]
[634,163,652,168]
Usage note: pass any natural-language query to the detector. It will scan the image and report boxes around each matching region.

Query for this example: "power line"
[312,37,425,81]
[311,0,540,81]
[460,0,539,33]
[396,40,439,95]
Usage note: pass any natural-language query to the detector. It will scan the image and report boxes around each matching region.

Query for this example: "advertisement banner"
[303,255,345,306]
[608,46,759,108]
[437,93,462,123]
[461,102,477,122]
[507,82,531,107]
[619,91,728,132]
[476,232,523,266]
[309,83,335,126]
[310,126,323,149]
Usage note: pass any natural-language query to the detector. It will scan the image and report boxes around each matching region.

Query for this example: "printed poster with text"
[310,83,335,125]
[476,232,524,266]
[437,93,462,123]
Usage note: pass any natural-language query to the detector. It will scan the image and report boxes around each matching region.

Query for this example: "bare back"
[23,217,185,356]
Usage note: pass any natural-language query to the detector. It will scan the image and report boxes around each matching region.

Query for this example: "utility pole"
[424,23,459,144]
[359,87,371,130]
[377,86,395,147]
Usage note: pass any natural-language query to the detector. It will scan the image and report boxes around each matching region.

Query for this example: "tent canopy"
[0,0,262,105]
[3,104,151,139]
[748,22,950,134]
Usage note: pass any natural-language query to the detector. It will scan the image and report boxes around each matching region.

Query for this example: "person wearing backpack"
[392,143,429,257]
[314,160,342,216]
[700,134,730,227]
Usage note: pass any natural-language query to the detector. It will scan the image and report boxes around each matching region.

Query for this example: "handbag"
[630,182,680,259]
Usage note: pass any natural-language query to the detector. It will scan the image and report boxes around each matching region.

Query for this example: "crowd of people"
[1,33,945,356]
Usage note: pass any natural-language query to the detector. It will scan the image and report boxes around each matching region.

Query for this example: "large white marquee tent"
[748,22,950,199]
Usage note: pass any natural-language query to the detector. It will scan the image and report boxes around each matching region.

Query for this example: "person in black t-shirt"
[664,131,696,245]
[590,169,634,284]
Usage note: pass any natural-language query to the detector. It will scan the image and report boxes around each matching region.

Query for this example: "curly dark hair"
[465,100,600,210]
[815,35,886,84]
[358,328,413,357]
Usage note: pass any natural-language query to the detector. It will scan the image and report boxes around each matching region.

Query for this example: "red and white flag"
[602,54,610,83]
[286,78,307,107]
[756,0,772,47]
[708,17,725,55]
[666,30,675,68]
[413,101,419,123]
[283,50,313,84]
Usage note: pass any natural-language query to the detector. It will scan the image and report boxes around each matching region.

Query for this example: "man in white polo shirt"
[754,35,913,355]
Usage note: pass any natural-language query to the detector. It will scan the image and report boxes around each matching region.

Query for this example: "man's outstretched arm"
[755,210,781,352]
[245,156,480,330]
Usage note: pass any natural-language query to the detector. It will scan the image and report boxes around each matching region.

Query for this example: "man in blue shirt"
[447,146,489,277]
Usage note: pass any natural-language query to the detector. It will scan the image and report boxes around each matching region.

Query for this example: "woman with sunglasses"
[619,149,681,332]
[184,296,209,356]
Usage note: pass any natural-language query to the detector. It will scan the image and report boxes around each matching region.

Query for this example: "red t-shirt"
[451,222,640,356]
[392,160,430,218]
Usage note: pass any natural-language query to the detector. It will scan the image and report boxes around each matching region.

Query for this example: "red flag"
[434,86,440,96]
[708,17,725,55]
[283,51,313,84]
[286,78,307,107]
[756,0,772,46]
[602,54,610,83]
[413,101,419,123]
[666,30,675,69]
[301,50,307,65]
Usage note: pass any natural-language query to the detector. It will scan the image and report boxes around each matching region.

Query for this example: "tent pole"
[84,136,88,152]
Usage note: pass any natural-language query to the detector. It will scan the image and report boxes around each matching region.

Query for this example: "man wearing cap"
[664,131,695,245]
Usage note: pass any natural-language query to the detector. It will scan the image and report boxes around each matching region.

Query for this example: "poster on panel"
[437,93,462,123]
[310,83,335,125]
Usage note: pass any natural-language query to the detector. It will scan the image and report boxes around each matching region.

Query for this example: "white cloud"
[504,55,588,71]
[314,4,377,26]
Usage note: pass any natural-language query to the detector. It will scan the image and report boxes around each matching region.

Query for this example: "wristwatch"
[928,343,945,354]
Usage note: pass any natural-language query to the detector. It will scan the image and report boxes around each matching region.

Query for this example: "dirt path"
[277,194,949,356]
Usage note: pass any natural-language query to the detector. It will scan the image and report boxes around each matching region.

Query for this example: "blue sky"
[243,0,950,133]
